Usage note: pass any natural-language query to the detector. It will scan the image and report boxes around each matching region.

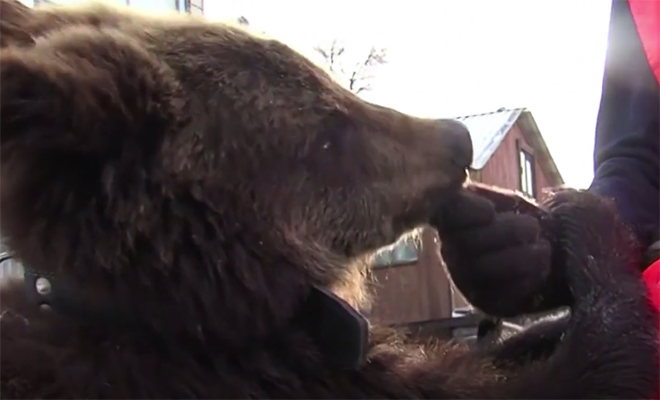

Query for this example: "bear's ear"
[1,26,183,159]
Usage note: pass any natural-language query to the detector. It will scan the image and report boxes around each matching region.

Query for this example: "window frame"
[518,146,536,199]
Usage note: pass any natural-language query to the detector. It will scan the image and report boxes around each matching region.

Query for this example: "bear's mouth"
[372,167,468,260]
[403,166,469,223]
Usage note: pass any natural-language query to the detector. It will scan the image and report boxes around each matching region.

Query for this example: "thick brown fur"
[0,1,657,398]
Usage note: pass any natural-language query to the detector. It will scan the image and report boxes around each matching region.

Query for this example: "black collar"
[23,265,369,369]
[300,286,370,369]
[23,267,153,329]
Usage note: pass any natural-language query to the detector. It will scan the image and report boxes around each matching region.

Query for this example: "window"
[0,239,22,281]
[371,230,421,268]
[519,148,535,198]
[178,0,203,15]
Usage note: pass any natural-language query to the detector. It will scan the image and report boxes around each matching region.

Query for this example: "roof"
[451,107,564,185]
[454,108,523,170]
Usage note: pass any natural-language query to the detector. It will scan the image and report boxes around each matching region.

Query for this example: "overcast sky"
[205,0,613,188]
[20,0,613,188]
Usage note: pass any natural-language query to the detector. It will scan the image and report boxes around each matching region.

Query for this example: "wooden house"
[369,107,564,332]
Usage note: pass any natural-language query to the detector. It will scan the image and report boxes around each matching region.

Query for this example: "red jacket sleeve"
[643,259,660,312]
[629,0,660,85]
[589,0,660,251]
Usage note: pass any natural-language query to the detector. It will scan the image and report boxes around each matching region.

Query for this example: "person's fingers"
[445,241,552,288]
[445,213,541,254]
[436,190,495,233]
[466,182,542,214]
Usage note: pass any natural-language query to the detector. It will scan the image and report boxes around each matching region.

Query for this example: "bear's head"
[0,0,472,347]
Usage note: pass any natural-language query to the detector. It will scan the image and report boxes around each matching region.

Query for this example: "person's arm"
[589,0,659,253]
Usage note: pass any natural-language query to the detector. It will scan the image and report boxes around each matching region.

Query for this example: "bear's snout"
[434,119,473,171]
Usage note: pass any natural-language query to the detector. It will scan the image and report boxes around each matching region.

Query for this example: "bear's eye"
[303,113,371,184]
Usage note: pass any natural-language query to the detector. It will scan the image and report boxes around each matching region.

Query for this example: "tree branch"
[313,41,387,95]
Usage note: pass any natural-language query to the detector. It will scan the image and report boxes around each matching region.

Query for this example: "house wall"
[450,280,471,310]
[369,227,453,325]
[478,122,555,201]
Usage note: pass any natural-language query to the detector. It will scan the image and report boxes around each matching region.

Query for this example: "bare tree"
[314,40,387,95]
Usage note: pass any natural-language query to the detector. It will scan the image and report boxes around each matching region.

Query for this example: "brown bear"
[0,1,657,398]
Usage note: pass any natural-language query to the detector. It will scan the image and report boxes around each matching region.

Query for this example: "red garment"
[642,259,660,400]
[629,0,660,85]
[643,259,660,314]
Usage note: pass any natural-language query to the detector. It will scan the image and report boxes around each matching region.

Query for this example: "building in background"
[30,0,203,15]
[457,107,564,200]
[369,107,563,338]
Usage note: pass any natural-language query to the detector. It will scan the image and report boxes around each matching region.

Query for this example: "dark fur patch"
[0,1,657,398]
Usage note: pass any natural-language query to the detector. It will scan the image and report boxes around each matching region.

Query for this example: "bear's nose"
[436,119,473,169]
